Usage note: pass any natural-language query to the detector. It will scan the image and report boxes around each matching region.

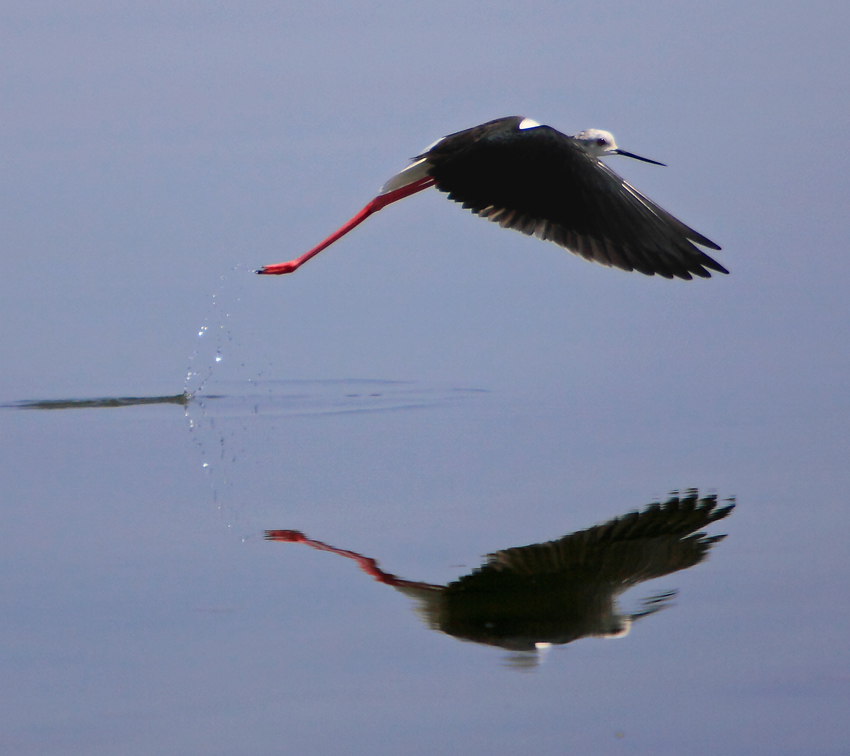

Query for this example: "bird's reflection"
[267,489,733,667]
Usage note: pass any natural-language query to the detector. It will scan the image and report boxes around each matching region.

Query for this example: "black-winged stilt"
[258,116,726,280]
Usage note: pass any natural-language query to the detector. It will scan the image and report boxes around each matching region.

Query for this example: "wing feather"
[423,119,726,280]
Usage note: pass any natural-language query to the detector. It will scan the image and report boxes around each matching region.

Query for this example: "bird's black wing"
[423,120,727,280]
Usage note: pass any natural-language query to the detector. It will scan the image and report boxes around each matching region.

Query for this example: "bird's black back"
[422,116,727,280]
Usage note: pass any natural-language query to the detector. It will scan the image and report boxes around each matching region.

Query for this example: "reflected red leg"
[264,529,438,592]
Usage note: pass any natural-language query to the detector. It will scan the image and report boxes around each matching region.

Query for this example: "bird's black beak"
[614,149,666,167]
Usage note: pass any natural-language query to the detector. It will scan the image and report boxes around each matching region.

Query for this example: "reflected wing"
[479,490,734,590]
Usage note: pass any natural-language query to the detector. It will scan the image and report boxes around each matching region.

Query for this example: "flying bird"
[257,116,726,280]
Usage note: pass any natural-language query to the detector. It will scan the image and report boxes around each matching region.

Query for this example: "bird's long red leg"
[257,176,436,275]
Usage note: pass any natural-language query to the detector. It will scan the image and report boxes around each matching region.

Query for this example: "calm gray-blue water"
[2,3,849,754]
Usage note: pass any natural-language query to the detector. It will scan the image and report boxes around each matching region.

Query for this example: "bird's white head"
[573,129,666,166]
[574,129,620,157]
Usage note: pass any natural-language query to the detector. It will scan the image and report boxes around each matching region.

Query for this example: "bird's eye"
[596,138,608,147]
